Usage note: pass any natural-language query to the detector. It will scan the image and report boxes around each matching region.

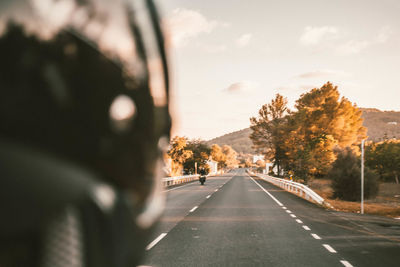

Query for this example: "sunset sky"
[160,0,400,140]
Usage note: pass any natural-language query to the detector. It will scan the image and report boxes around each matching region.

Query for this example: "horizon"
[161,0,400,140]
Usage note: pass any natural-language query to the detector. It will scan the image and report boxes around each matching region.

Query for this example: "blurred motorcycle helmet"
[0,0,171,266]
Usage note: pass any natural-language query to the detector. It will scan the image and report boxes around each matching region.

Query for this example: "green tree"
[183,139,211,174]
[250,93,289,176]
[330,147,378,201]
[366,140,400,183]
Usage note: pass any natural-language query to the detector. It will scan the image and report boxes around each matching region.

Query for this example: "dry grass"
[309,179,400,218]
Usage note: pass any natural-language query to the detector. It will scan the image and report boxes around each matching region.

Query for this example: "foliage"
[250,83,366,181]
[330,148,378,201]
[366,140,400,183]
[183,139,211,174]
[167,136,193,176]
[250,93,289,177]
[210,144,239,170]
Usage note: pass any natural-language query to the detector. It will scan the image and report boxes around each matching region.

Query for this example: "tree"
[250,94,289,177]
[167,136,193,176]
[366,140,400,183]
[330,147,378,201]
[183,139,211,174]
[211,144,227,169]
[285,82,366,180]
[221,145,238,169]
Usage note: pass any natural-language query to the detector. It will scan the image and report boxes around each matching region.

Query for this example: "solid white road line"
[311,233,321,240]
[206,195,211,199]
[163,183,194,192]
[249,176,283,206]
[189,206,198,213]
[340,260,354,267]
[146,233,167,250]
[296,219,303,224]
[303,225,311,230]
[290,214,297,218]
[323,244,337,253]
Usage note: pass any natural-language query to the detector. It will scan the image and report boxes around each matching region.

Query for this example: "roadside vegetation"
[166,137,238,176]
[249,82,400,217]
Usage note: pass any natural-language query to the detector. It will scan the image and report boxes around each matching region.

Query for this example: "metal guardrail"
[247,170,325,205]
[162,175,199,187]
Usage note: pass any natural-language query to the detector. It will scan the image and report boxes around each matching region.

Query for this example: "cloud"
[295,70,349,79]
[165,8,223,47]
[337,40,370,54]
[225,81,259,93]
[377,25,393,43]
[235,33,252,47]
[200,43,227,53]
[300,26,338,45]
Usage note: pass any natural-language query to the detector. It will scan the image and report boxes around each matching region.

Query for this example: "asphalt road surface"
[140,169,400,267]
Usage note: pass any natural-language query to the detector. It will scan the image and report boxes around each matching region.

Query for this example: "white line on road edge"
[323,244,337,253]
[302,225,311,230]
[189,206,198,213]
[146,233,167,250]
[340,260,354,267]
[249,176,283,206]
[163,183,193,192]
[206,195,211,199]
[296,219,303,224]
[290,214,297,218]
[311,233,321,240]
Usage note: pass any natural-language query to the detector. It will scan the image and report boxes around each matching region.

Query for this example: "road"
[141,169,400,267]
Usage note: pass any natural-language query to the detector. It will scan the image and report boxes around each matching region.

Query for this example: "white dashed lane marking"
[296,219,303,224]
[340,260,354,267]
[311,233,321,240]
[146,233,167,250]
[323,244,337,253]
[189,206,198,213]
[206,195,211,199]
[303,225,311,231]
[290,214,296,218]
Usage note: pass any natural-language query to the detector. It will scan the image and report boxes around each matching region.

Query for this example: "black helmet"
[0,0,171,266]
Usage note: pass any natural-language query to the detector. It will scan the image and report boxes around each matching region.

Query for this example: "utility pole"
[361,139,365,214]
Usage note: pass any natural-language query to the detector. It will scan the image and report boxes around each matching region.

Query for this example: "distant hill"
[206,108,400,155]
[206,128,255,154]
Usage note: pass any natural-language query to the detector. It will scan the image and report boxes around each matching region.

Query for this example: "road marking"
[296,219,303,224]
[163,183,194,192]
[323,244,337,253]
[286,210,292,213]
[146,233,167,250]
[303,225,311,230]
[311,233,321,240]
[249,176,283,206]
[282,207,287,209]
[340,260,354,267]
[290,214,296,218]
[215,189,218,192]
[206,195,211,199]
[189,206,198,213]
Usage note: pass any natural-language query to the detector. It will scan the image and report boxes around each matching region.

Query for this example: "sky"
[159,0,400,140]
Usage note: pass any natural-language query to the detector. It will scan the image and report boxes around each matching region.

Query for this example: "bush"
[329,147,379,201]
